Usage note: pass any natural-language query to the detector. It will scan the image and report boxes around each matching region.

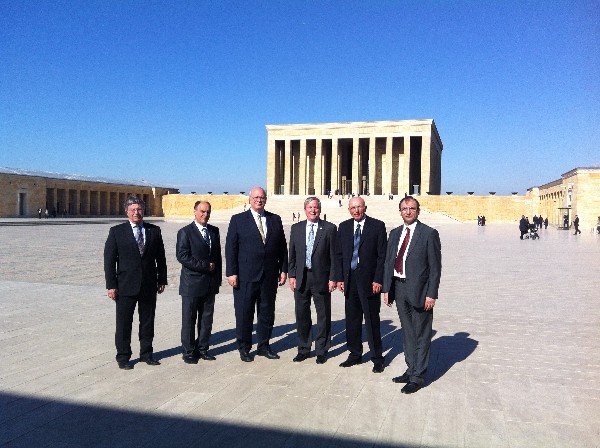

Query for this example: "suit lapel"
[358,217,368,249]
[406,221,421,258]
[246,210,263,243]
[194,223,210,248]
[311,220,323,251]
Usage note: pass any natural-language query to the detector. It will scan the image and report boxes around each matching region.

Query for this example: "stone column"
[299,139,307,195]
[368,136,376,195]
[73,189,80,216]
[384,136,393,195]
[402,136,411,196]
[331,138,339,194]
[315,137,323,195]
[266,134,276,194]
[283,139,291,195]
[421,133,431,194]
[352,137,360,195]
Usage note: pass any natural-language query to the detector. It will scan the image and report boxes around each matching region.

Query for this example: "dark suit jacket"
[104,221,168,297]
[225,209,288,282]
[288,219,337,293]
[334,216,387,298]
[176,222,222,297]
[382,220,442,307]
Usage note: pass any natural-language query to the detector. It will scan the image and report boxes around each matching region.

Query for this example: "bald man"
[225,187,288,362]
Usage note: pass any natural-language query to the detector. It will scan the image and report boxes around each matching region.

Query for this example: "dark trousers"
[181,293,216,356]
[115,292,157,363]
[233,275,278,353]
[294,270,331,356]
[394,280,433,385]
[344,273,383,365]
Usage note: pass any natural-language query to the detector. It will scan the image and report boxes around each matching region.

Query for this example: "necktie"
[306,223,315,269]
[201,227,210,247]
[136,224,144,255]
[394,227,411,275]
[256,214,266,243]
[351,223,361,271]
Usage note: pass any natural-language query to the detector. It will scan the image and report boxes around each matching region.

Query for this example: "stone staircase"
[207,195,461,228]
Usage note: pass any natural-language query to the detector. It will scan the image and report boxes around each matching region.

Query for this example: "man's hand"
[278,272,287,286]
[227,275,238,288]
[372,282,382,294]
[383,292,392,307]
[209,262,215,271]
[336,281,345,293]
[328,281,336,293]
[424,297,436,311]
[289,277,296,291]
[107,289,118,301]
[157,285,165,294]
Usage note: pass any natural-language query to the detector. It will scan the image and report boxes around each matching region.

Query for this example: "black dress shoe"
[392,373,410,383]
[293,353,309,362]
[118,361,133,370]
[257,349,280,360]
[141,357,160,366]
[182,355,199,364]
[316,355,327,364]
[240,351,253,362]
[401,382,422,394]
[198,351,216,361]
[372,364,384,373]
[339,358,361,368]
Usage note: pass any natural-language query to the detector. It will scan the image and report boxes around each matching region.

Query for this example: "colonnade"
[45,187,158,216]
[266,120,442,196]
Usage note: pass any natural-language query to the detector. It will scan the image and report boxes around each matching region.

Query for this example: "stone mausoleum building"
[266,119,442,197]
[0,167,177,218]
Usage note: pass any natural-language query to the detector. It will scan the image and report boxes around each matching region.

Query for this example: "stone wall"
[162,194,247,217]
[568,169,600,231]
[418,194,531,222]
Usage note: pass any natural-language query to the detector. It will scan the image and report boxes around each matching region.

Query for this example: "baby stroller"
[524,223,539,240]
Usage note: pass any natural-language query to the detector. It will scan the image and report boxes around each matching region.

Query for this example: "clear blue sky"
[1,1,598,194]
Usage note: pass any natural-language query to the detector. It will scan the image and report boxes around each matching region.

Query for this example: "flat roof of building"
[0,167,175,189]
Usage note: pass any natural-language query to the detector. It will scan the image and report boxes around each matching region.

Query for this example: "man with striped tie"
[104,196,167,370]
[176,201,222,364]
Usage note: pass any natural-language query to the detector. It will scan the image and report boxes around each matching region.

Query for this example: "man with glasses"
[225,187,288,362]
[382,196,442,393]
[104,196,168,370]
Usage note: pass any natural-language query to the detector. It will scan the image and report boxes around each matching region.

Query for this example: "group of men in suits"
[103,191,441,394]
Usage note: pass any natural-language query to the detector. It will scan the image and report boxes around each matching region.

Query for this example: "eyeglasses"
[400,207,417,213]
[251,196,266,201]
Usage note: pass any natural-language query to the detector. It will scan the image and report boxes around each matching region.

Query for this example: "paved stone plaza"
[1,215,599,447]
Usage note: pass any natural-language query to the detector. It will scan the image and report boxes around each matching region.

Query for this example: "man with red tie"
[383,196,442,393]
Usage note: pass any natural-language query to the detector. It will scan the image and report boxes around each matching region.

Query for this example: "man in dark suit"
[573,215,581,235]
[176,200,222,364]
[104,196,168,370]
[383,196,442,393]
[335,196,387,373]
[225,187,288,362]
[519,215,528,239]
[288,197,337,364]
